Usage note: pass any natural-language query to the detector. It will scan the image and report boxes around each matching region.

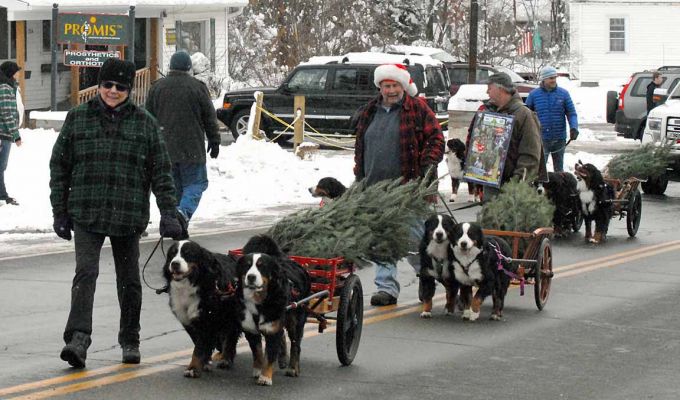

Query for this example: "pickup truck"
[641,83,680,194]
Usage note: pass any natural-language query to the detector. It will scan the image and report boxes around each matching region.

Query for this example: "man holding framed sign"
[464,73,546,199]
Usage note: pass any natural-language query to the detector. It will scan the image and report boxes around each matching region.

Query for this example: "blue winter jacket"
[525,85,578,141]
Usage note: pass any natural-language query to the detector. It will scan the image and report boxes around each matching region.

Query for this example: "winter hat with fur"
[538,65,558,81]
[373,64,418,96]
[487,72,515,94]
[170,51,192,71]
[98,58,136,88]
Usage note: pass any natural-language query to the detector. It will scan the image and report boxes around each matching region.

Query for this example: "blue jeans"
[543,138,566,172]
[0,139,11,199]
[172,163,209,221]
[374,220,425,298]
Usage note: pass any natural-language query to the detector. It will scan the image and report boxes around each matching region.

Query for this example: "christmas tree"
[478,179,554,233]
[268,176,437,263]
[605,144,671,180]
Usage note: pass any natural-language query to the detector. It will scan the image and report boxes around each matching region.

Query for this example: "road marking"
[4,239,680,398]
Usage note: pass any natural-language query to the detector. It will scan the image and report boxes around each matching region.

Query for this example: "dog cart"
[482,227,554,310]
[603,177,643,237]
[228,250,364,366]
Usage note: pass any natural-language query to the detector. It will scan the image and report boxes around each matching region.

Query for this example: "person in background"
[50,58,183,369]
[480,72,546,199]
[646,72,664,138]
[525,65,578,172]
[146,50,220,235]
[0,61,23,206]
[353,63,445,306]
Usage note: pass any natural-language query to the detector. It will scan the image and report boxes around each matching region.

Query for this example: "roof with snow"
[302,52,443,68]
[385,45,458,63]
[0,0,247,20]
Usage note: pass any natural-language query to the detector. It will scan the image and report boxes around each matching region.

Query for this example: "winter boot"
[122,344,141,364]
[60,331,91,369]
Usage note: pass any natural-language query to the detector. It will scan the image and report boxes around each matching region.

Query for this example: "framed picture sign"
[463,111,514,188]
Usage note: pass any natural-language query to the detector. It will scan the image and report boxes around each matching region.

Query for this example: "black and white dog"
[450,222,515,321]
[536,171,582,236]
[163,240,241,377]
[446,138,466,202]
[418,214,460,318]
[237,235,311,386]
[308,177,347,206]
[574,161,614,244]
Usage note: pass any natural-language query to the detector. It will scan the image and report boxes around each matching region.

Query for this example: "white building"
[0,0,246,110]
[569,0,680,84]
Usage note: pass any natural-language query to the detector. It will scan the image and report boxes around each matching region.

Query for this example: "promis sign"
[57,13,129,46]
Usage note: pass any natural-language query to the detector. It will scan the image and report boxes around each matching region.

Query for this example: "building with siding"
[0,0,246,111]
[569,0,680,84]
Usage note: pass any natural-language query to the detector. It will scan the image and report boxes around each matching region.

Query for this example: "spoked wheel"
[336,274,363,366]
[534,238,553,310]
[626,189,642,237]
[572,207,583,233]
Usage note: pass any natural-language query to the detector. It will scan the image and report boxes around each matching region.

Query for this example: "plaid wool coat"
[50,96,177,236]
[0,82,20,142]
[353,94,444,182]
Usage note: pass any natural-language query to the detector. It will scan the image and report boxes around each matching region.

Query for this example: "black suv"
[607,66,680,139]
[216,52,451,141]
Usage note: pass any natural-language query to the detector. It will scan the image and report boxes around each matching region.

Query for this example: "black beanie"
[0,61,21,79]
[487,73,515,94]
[170,51,192,71]
[98,58,136,88]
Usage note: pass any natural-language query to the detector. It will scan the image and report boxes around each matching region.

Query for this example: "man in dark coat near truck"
[145,50,220,229]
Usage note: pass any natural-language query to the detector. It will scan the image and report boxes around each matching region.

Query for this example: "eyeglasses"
[100,81,130,92]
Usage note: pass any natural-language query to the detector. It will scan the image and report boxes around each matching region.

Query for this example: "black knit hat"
[487,72,515,93]
[170,51,192,71]
[0,61,21,79]
[98,58,136,89]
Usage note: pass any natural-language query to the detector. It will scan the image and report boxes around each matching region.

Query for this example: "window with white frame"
[609,18,625,52]
[178,21,206,55]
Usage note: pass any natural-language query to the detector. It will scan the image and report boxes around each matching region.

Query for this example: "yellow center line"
[5,239,680,398]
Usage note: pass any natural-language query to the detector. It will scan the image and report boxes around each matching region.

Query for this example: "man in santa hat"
[353,63,445,306]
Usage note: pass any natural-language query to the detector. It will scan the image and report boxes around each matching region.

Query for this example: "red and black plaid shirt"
[354,95,444,182]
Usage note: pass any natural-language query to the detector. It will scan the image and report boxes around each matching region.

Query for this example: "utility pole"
[468,0,478,84]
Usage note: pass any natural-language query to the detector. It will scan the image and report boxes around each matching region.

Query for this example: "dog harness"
[488,242,525,296]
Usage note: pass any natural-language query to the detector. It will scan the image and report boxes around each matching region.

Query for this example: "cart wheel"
[626,189,642,237]
[336,274,363,366]
[534,238,553,310]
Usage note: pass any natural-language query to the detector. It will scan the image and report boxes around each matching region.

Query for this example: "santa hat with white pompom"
[373,64,418,97]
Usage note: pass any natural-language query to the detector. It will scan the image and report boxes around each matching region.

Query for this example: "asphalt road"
[1,178,680,399]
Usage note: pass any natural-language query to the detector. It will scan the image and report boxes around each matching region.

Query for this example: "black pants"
[64,223,142,347]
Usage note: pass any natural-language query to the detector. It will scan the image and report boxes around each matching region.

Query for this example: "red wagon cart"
[228,250,364,366]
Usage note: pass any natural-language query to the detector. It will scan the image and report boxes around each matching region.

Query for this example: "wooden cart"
[228,250,363,366]
[482,227,555,310]
[604,177,643,237]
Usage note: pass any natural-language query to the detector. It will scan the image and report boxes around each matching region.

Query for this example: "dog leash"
[141,237,169,294]
[488,242,525,296]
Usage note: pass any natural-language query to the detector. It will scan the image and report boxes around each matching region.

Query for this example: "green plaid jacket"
[50,96,177,236]
[0,82,20,142]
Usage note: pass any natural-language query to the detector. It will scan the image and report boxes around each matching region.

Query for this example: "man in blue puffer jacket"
[526,66,579,172]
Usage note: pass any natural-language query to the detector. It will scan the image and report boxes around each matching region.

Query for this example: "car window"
[630,76,658,97]
[494,65,526,83]
[448,67,468,85]
[287,68,328,92]
[477,68,492,83]
[668,78,680,98]
[424,66,448,92]
[332,67,372,92]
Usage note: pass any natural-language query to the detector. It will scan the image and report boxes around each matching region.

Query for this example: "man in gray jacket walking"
[145,51,220,231]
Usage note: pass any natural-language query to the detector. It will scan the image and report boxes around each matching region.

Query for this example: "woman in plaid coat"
[49,58,184,369]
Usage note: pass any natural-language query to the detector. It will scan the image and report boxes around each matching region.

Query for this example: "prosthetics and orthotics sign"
[64,50,121,67]
[57,13,129,45]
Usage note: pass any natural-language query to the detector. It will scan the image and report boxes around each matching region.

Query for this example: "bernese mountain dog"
[574,161,614,244]
[237,235,311,386]
[163,240,242,378]
[450,222,515,321]
[418,214,460,318]
[536,171,582,236]
[446,138,466,202]
[308,177,347,206]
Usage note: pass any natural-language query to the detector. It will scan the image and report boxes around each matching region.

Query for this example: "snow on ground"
[448,77,628,123]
